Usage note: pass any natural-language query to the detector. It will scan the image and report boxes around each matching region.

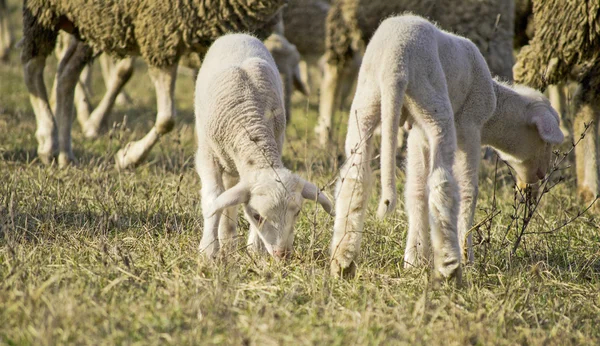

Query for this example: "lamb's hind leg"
[115,64,177,169]
[330,87,380,277]
[54,40,93,167]
[218,173,240,251]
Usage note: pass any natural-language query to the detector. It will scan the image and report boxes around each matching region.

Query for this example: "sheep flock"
[0,0,599,342]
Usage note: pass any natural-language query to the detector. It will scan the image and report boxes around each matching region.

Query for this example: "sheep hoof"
[377,197,396,219]
[330,258,357,279]
[115,148,134,170]
[83,124,101,139]
[58,152,76,169]
[432,265,462,288]
[37,151,54,166]
[577,187,597,206]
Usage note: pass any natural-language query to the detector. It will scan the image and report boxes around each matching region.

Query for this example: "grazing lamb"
[330,15,563,279]
[21,0,285,168]
[315,0,516,146]
[195,34,333,258]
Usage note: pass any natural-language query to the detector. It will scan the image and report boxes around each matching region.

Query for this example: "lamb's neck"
[481,82,526,153]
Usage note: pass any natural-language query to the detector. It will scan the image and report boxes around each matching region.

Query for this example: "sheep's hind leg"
[403,127,431,268]
[315,61,341,146]
[115,64,177,169]
[54,40,93,167]
[574,78,600,206]
[330,89,379,278]
[218,173,240,251]
[83,57,135,138]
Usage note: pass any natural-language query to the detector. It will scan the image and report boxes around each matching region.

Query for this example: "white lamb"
[330,15,564,279]
[195,34,333,258]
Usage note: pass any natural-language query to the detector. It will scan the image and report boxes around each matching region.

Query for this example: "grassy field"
[1,4,600,345]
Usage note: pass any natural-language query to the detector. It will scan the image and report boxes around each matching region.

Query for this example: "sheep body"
[514,0,600,203]
[316,0,515,145]
[331,15,564,278]
[194,34,333,257]
[21,0,286,168]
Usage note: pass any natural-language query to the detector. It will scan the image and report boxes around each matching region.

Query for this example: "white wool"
[194,34,333,259]
[331,15,563,279]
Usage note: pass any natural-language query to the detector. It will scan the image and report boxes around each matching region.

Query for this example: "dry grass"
[1,1,599,344]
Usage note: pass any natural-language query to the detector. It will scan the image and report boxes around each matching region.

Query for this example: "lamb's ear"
[206,182,250,217]
[528,105,564,144]
[293,65,310,96]
[301,180,334,216]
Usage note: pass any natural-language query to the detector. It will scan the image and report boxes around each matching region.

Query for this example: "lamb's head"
[206,169,333,258]
[495,85,564,189]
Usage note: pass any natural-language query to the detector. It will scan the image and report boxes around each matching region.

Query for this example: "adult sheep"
[315,0,515,146]
[21,0,286,168]
[514,0,600,205]
[195,34,333,258]
[330,15,563,279]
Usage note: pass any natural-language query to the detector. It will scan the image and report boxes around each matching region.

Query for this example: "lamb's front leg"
[116,64,177,169]
[403,127,431,268]
[330,98,378,277]
[454,129,481,264]
[197,152,224,258]
[412,83,461,280]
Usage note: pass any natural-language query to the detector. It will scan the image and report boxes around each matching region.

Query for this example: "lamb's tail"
[377,76,408,219]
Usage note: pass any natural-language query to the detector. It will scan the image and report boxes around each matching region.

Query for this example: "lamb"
[195,34,333,258]
[315,0,516,146]
[514,0,600,205]
[330,15,564,279]
[21,0,285,168]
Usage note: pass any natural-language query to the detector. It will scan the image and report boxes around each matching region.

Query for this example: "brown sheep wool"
[324,0,515,81]
[514,0,600,90]
[282,0,330,57]
[22,0,286,67]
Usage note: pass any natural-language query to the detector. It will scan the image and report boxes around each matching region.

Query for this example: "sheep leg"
[315,61,341,146]
[54,40,93,167]
[197,152,224,257]
[0,0,12,62]
[574,101,599,204]
[454,129,481,264]
[403,127,431,268]
[218,173,240,250]
[100,54,133,106]
[84,57,135,138]
[377,80,407,218]
[23,55,58,165]
[51,32,91,127]
[548,83,570,138]
[330,89,379,277]
[115,64,177,169]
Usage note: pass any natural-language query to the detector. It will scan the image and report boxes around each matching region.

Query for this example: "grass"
[1,3,600,345]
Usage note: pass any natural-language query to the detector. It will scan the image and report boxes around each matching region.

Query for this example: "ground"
[0,1,599,345]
